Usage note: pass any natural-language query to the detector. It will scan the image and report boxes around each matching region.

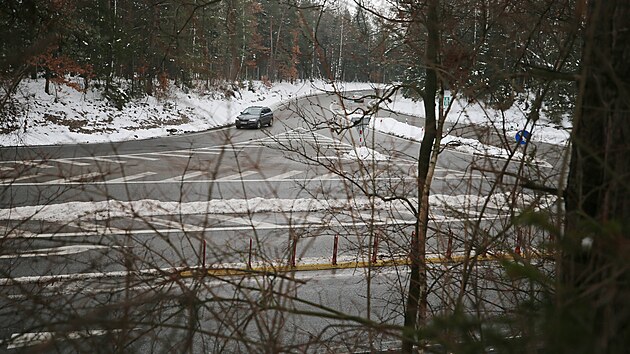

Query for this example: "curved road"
[0,90,563,351]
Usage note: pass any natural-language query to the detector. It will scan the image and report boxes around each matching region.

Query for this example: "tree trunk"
[562,1,630,352]
[401,0,440,352]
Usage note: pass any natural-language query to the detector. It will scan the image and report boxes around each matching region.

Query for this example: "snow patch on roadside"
[1,193,558,223]
[342,146,389,161]
[1,80,378,147]
[371,117,551,166]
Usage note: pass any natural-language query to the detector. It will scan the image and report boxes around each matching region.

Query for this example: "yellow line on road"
[179,252,550,278]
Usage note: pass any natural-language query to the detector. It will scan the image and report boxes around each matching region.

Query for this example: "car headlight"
[249,118,257,122]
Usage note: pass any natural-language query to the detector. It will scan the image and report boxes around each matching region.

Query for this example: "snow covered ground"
[1,79,570,148]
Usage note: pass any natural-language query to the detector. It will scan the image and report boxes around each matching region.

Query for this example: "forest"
[1,0,577,120]
[1,1,629,353]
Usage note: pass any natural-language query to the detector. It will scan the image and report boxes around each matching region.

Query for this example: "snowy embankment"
[1,79,570,148]
[369,117,552,167]
[0,80,377,146]
[379,94,571,145]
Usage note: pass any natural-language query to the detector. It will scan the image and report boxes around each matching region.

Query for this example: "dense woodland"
[1,0,578,120]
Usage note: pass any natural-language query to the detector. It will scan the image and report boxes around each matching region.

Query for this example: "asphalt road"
[0,90,562,351]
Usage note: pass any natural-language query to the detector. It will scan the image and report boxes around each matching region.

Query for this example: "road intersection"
[0,92,562,351]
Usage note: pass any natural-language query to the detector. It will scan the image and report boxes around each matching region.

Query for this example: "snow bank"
[0,80,377,147]
[0,192,558,223]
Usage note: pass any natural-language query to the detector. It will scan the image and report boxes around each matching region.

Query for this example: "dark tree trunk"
[401,0,440,352]
[44,67,51,95]
[562,1,630,352]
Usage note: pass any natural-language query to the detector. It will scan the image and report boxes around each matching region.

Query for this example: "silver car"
[235,106,274,129]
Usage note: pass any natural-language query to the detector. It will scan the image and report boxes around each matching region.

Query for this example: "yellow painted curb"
[178,252,551,278]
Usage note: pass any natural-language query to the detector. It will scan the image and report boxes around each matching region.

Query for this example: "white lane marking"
[239,144,265,148]
[107,171,157,183]
[4,161,55,168]
[289,215,323,224]
[191,150,220,155]
[3,329,133,349]
[268,170,303,180]
[0,266,188,285]
[67,220,125,234]
[148,152,192,158]
[313,172,342,180]
[50,159,91,166]
[0,245,110,259]
[79,156,126,164]
[159,170,205,182]
[0,173,49,183]
[210,214,278,229]
[357,212,382,222]
[3,220,414,240]
[215,170,258,181]
[194,147,243,155]
[201,147,243,152]
[436,173,484,180]
[64,172,104,182]
[117,154,159,161]
[146,217,205,232]
[0,172,416,186]
[43,172,104,184]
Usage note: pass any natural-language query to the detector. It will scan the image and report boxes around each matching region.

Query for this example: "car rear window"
[243,107,263,115]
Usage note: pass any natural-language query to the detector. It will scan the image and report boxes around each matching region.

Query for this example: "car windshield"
[243,107,262,115]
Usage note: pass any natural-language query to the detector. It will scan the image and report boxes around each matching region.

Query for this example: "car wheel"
[256,120,262,129]
[268,117,273,127]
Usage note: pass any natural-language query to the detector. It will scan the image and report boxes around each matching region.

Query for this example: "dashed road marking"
[0,173,48,183]
[107,171,157,183]
[159,170,206,182]
[215,170,258,181]
[0,245,111,259]
[148,152,192,158]
[3,161,54,168]
[191,150,220,155]
[1,329,134,349]
[66,220,125,234]
[268,170,303,180]
[50,158,92,166]
[210,214,278,229]
[43,172,104,184]
[117,154,159,161]
[313,172,343,180]
[79,156,126,164]
[147,217,205,232]
[3,220,416,240]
